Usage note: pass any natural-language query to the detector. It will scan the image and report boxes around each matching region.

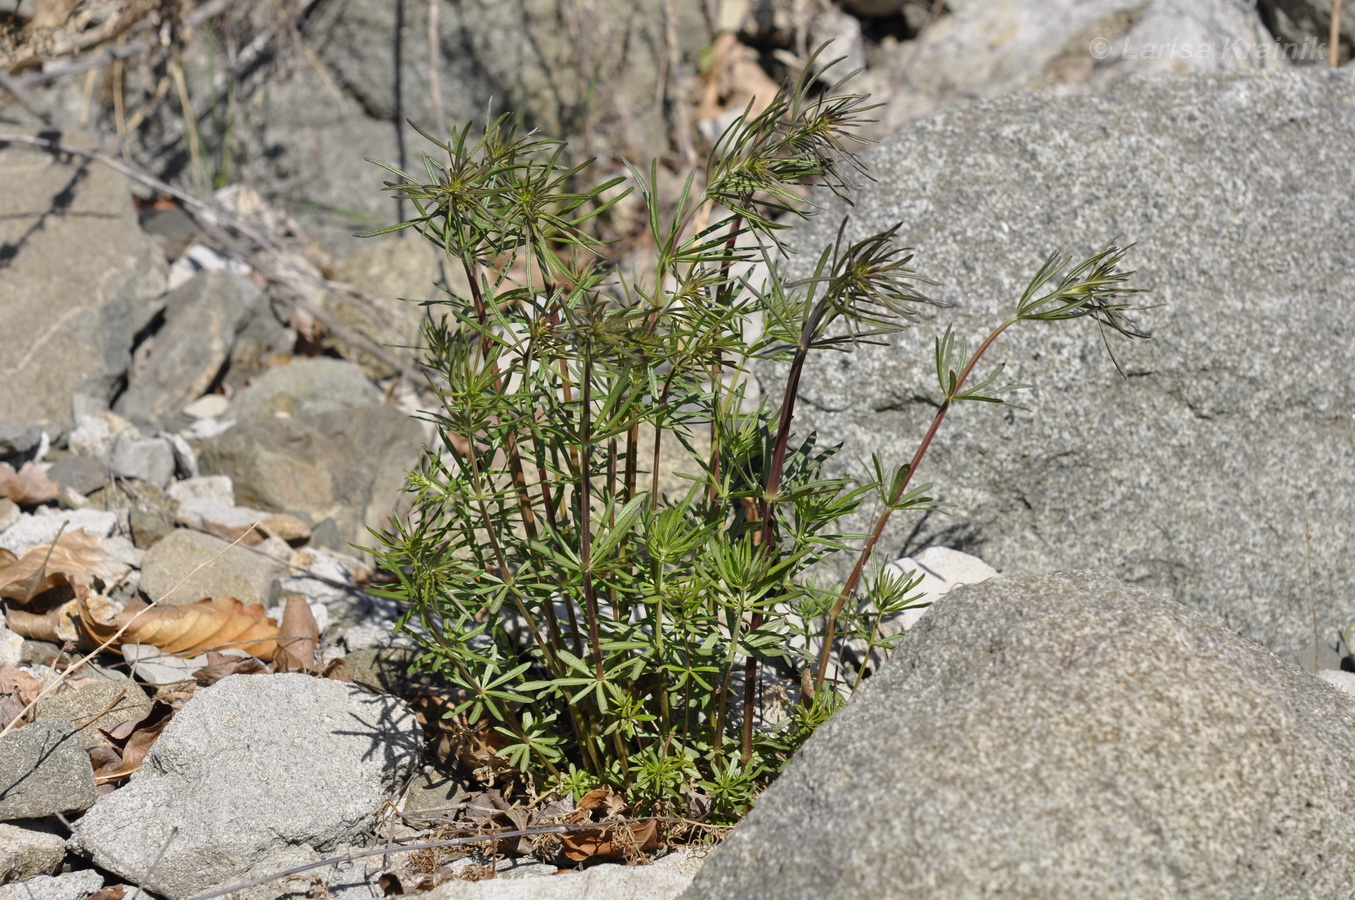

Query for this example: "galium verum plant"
[366,51,1148,823]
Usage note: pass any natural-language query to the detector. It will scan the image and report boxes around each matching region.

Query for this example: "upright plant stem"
[576,354,606,680]
[814,318,1016,690]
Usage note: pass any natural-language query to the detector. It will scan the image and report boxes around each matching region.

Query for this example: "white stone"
[167,474,235,506]
[121,645,208,686]
[0,510,119,555]
[0,623,22,667]
[886,545,1000,631]
[182,394,231,420]
[1316,669,1355,697]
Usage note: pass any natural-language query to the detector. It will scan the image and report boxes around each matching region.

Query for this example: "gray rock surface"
[115,271,263,429]
[0,136,167,433]
[137,528,285,606]
[69,674,422,900]
[0,720,97,820]
[227,358,381,423]
[861,0,1286,136]
[759,69,1355,663]
[683,572,1355,899]
[196,404,423,555]
[0,426,43,464]
[0,869,104,900]
[0,821,66,884]
[42,455,107,497]
[31,680,153,749]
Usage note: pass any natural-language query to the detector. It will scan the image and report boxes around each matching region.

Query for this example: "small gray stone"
[114,270,262,429]
[227,358,381,423]
[43,456,108,496]
[69,674,422,900]
[0,820,66,884]
[138,528,285,606]
[107,436,176,489]
[166,474,235,506]
[0,868,104,900]
[196,404,423,558]
[0,720,97,820]
[0,426,43,463]
[31,680,152,748]
[183,394,231,420]
[0,623,21,667]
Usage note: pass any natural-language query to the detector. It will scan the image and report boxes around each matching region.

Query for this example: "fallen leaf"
[77,594,280,661]
[0,461,59,505]
[0,662,42,731]
[273,595,318,671]
[557,785,660,862]
[560,818,660,863]
[0,528,129,606]
[92,699,174,783]
[86,888,127,900]
[194,650,268,686]
[3,606,66,643]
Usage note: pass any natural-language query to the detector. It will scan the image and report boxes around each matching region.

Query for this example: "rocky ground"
[2,0,1355,897]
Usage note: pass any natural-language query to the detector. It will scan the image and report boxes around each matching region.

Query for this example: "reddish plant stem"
[813,318,1015,691]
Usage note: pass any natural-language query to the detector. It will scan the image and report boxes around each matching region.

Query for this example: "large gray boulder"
[758,70,1355,664]
[683,572,1355,899]
[0,136,167,433]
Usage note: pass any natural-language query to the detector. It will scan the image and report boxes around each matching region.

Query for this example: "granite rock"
[68,674,422,900]
[683,572,1355,899]
[137,528,285,606]
[0,720,97,821]
[760,70,1355,663]
[114,271,263,429]
[195,404,423,557]
[0,821,66,884]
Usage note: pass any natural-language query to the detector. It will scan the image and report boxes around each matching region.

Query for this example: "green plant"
[365,51,1147,824]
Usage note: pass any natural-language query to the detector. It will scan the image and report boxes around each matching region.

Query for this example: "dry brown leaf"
[194,650,268,686]
[77,594,280,661]
[0,662,43,731]
[86,888,127,900]
[92,699,173,783]
[0,461,59,505]
[0,528,128,605]
[560,818,660,863]
[557,785,660,862]
[273,595,318,671]
[3,606,65,643]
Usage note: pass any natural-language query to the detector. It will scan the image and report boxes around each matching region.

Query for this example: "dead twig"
[184,818,716,900]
